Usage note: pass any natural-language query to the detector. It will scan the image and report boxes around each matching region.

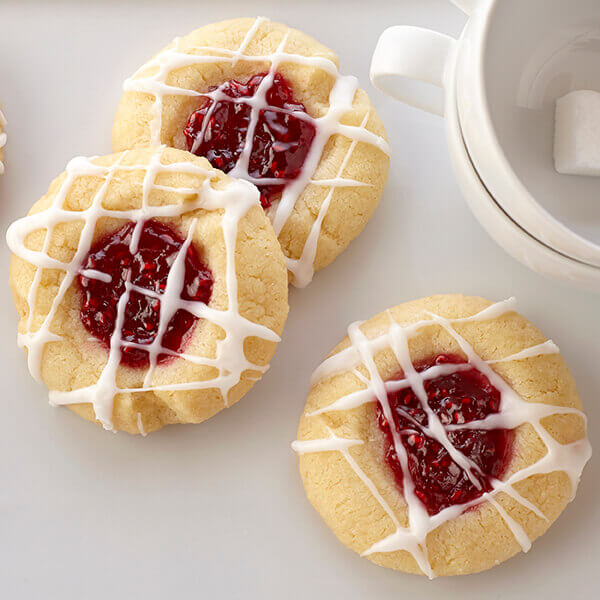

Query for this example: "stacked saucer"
[371,0,600,292]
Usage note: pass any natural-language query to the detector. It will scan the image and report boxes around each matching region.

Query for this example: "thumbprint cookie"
[293,295,590,577]
[113,17,390,287]
[7,146,289,434]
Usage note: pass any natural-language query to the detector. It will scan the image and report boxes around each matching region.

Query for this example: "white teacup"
[371,0,600,291]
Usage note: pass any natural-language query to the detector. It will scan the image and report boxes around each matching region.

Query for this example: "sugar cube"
[554,89,600,176]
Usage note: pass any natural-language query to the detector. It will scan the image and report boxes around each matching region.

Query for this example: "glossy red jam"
[377,354,513,516]
[79,219,213,368]
[184,72,316,208]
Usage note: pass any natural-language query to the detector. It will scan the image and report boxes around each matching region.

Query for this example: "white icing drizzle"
[7,145,281,432]
[293,299,591,578]
[123,16,390,287]
[0,108,7,175]
[136,412,147,437]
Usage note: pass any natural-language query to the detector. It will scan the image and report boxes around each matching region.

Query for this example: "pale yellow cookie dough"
[295,295,588,576]
[113,18,389,285]
[9,146,289,434]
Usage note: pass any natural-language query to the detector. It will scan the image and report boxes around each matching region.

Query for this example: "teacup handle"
[370,26,457,116]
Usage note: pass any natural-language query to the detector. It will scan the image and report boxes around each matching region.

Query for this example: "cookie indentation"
[378,354,513,516]
[184,72,316,209]
[79,219,213,368]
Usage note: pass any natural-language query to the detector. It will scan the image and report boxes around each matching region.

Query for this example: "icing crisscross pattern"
[293,298,591,578]
[7,146,281,432]
[123,16,390,287]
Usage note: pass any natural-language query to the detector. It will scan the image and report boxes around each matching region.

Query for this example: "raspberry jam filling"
[184,72,316,209]
[79,219,213,368]
[377,354,513,516]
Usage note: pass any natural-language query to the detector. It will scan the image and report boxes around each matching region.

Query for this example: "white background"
[0,1,598,598]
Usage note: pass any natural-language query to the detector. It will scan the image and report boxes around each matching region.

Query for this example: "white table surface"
[1,1,598,598]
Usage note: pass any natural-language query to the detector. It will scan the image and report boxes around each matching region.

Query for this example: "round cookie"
[7,146,289,435]
[113,17,390,287]
[293,295,591,577]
